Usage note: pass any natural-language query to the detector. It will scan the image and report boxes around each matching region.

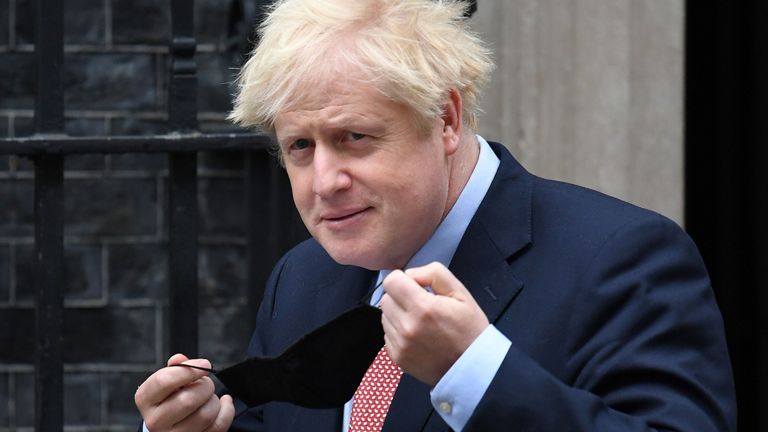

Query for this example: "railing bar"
[168,153,199,356]
[245,152,282,322]
[33,155,64,432]
[0,133,265,141]
[167,0,200,357]
[33,0,65,429]
[0,133,271,155]
[34,0,64,134]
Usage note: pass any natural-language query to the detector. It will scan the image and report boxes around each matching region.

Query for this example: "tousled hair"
[229,0,494,138]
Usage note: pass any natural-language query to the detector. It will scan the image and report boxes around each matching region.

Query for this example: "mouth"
[323,207,369,221]
[320,207,371,226]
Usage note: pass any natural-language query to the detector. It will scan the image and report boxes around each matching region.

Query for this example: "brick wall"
[0,0,299,430]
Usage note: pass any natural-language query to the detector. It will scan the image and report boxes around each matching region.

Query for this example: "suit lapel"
[383,142,533,431]
[451,143,532,322]
[312,265,377,328]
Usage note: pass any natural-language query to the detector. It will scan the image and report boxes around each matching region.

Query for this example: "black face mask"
[214,304,384,409]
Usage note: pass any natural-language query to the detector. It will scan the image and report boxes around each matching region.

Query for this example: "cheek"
[287,170,313,212]
[383,165,448,220]
[375,146,448,206]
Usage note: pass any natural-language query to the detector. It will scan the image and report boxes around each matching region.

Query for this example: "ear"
[441,88,463,156]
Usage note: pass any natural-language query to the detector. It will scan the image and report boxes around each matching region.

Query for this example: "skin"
[381,264,489,385]
[135,65,490,429]
[135,354,234,432]
[276,78,454,270]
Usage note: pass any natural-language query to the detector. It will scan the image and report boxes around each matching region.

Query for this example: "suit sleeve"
[464,217,737,432]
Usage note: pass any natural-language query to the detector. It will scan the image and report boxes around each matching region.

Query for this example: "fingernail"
[191,358,212,368]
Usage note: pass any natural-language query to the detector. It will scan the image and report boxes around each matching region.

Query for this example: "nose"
[312,143,352,198]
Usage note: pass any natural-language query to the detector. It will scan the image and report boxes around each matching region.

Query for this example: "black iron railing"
[0,1,288,430]
[1,1,480,429]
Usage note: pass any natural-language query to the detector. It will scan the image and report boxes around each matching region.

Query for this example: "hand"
[135,353,235,432]
[379,262,490,385]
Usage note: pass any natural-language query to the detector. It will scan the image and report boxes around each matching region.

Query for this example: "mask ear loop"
[170,363,218,374]
[359,270,402,308]
[360,279,384,307]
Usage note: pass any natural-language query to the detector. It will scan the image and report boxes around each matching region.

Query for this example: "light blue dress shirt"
[342,136,512,432]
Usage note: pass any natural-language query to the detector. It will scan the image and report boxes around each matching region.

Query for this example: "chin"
[324,244,380,270]
[329,253,375,270]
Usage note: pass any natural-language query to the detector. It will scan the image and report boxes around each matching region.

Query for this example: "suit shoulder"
[488,142,684,243]
[525,176,692,259]
[534,176,678,229]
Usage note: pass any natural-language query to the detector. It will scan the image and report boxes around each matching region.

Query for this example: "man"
[135,0,737,430]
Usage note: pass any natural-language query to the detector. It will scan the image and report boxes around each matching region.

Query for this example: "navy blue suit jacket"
[230,142,736,431]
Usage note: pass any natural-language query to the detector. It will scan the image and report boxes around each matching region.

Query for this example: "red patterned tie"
[349,345,404,431]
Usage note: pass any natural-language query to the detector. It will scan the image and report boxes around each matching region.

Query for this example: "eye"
[292,138,312,150]
[347,132,367,141]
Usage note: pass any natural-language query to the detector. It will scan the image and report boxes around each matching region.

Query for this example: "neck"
[443,132,480,218]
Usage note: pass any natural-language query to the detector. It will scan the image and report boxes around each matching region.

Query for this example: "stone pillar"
[471,0,684,224]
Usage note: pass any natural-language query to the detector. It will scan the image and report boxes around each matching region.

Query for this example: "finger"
[382,269,432,310]
[379,290,411,335]
[151,376,216,430]
[206,395,236,432]
[405,262,466,298]
[379,292,404,317]
[137,358,214,407]
[381,314,403,359]
[167,353,190,367]
[380,310,401,343]
[382,332,401,363]
[170,391,235,432]
[169,392,220,432]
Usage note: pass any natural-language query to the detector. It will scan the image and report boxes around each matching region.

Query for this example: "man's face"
[274,76,454,270]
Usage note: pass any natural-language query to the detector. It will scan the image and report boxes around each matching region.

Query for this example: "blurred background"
[0,0,765,430]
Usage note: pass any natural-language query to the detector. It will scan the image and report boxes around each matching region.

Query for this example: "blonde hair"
[229,0,494,137]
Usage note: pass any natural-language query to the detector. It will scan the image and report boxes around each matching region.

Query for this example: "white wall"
[471,0,684,224]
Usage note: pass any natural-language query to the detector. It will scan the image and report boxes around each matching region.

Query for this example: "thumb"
[167,353,190,367]
[405,262,468,298]
[167,353,213,371]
